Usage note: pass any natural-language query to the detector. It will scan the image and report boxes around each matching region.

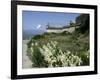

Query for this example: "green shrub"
[76,14,89,33]
[78,50,90,65]
[27,41,83,67]
[61,31,71,35]
[27,29,89,67]
[32,35,45,39]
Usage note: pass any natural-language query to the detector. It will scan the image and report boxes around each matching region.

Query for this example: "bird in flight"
[36,24,41,29]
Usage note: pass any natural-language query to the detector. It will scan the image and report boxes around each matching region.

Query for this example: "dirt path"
[22,40,32,68]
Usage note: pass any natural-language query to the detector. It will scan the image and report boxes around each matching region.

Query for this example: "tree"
[76,14,89,33]
[69,20,75,27]
[46,22,50,28]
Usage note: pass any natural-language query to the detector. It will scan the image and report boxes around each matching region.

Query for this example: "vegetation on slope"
[26,14,90,68]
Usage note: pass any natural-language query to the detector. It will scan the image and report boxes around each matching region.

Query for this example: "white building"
[46,25,79,33]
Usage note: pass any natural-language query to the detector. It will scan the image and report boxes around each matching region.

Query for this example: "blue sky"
[22,11,80,31]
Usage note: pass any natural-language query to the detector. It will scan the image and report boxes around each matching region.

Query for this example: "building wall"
[62,27,75,33]
[47,27,76,33]
[47,29,63,33]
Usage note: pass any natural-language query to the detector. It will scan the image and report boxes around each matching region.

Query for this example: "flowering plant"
[27,41,83,67]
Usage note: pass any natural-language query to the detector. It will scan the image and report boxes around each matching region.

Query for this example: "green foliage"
[32,35,45,39]
[69,20,75,27]
[27,30,89,67]
[27,41,83,67]
[77,50,90,65]
[61,31,71,35]
[76,14,89,33]
[27,42,47,67]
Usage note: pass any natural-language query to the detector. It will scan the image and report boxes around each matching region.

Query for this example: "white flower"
[35,42,38,46]
[30,47,34,52]
[28,40,83,67]
[31,43,34,46]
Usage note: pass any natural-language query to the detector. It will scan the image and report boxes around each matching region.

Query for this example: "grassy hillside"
[27,30,89,68]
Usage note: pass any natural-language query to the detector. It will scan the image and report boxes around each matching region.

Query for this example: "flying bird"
[36,24,41,29]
